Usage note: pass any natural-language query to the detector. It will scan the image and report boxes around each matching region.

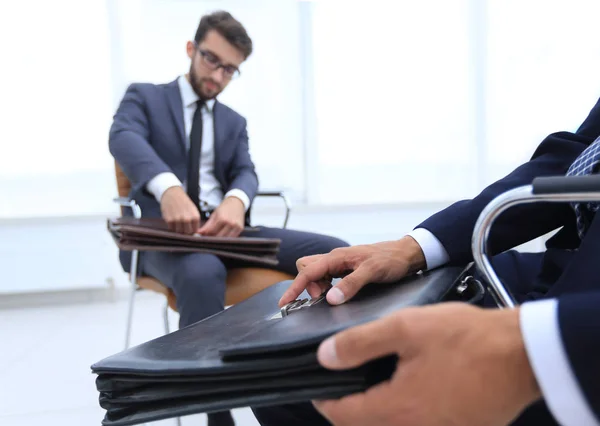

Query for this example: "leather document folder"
[107,217,280,266]
[91,266,483,426]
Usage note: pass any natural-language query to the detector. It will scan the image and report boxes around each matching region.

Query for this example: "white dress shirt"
[146,75,250,211]
[408,228,597,425]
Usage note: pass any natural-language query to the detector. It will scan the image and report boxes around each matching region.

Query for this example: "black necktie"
[187,100,204,211]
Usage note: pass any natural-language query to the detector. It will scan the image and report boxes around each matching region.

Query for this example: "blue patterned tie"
[566,135,600,239]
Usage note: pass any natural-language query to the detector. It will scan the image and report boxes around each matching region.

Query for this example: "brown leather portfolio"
[107,217,280,266]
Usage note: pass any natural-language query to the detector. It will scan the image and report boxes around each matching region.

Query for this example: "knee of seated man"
[291,234,349,260]
[313,235,350,255]
[174,253,227,289]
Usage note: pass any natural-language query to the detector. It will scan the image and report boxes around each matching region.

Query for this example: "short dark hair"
[194,11,253,59]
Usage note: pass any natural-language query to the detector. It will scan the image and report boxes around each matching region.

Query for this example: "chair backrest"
[115,161,132,198]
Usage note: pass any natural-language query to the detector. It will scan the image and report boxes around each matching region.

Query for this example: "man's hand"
[312,303,541,426]
[279,236,426,307]
[293,254,334,300]
[160,186,201,234]
[197,196,245,237]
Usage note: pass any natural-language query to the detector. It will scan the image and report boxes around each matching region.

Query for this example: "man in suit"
[251,95,600,425]
[109,11,348,426]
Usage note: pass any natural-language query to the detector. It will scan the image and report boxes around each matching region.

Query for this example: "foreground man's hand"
[313,303,541,426]
[160,186,201,234]
[279,236,426,307]
[197,196,245,237]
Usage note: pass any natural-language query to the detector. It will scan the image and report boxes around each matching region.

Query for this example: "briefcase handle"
[471,175,600,308]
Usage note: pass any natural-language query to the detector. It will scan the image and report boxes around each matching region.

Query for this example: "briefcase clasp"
[280,291,328,317]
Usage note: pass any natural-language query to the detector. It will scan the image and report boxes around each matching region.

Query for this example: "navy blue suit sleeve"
[577,96,600,137]
[417,97,600,265]
[557,291,600,420]
[225,117,259,202]
[109,83,173,196]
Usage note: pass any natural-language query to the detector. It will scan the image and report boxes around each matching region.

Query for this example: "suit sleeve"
[225,118,259,204]
[416,97,600,265]
[109,84,174,196]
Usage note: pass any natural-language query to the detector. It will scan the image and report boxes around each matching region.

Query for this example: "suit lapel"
[164,79,186,152]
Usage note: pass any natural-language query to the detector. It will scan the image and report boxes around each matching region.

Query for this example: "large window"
[484,0,600,184]
[309,0,477,204]
[0,0,114,218]
[2,0,600,218]
[307,0,600,204]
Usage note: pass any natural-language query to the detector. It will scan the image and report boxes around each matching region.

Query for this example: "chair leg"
[125,249,140,350]
[163,300,170,334]
[124,284,138,349]
[163,303,181,426]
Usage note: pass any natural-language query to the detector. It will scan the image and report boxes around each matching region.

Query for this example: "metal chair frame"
[472,175,600,308]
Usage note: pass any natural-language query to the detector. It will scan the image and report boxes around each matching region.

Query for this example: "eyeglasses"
[194,43,240,79]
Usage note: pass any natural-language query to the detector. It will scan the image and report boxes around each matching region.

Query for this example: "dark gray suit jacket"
[109,78,259,270]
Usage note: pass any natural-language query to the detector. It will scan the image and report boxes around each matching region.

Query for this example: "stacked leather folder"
[92,266,482,425]
[107,217,281,265]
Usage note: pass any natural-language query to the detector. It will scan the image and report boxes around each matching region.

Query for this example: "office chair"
[112,162,295,350]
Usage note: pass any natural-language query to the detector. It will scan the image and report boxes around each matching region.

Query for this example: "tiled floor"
[0,293,261,426]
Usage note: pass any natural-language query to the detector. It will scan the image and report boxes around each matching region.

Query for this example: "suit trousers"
[252,249,565,426]
[140,226,349,329]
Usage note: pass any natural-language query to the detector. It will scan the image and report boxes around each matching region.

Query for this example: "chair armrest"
[113,197,134,207]
[256,191,285,197]
[532,175,600,195]
[112,197,142,219]
[255,191,291,229]
[472,175,600,309]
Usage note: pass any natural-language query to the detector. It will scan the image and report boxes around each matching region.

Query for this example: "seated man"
[252,94,600,425]
[109,11,348,426]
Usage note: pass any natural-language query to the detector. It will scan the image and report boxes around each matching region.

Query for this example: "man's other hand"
[313,303,541,426]
[279,236,426,308]
[160,186,201,234]
[197,196,245,237]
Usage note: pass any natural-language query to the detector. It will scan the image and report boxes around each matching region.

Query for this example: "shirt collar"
[178,75,216,111]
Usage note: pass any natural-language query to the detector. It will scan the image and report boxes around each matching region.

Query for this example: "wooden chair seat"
[136,268,294,312]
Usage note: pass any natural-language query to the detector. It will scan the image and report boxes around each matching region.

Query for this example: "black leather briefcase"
[91,265,484,426]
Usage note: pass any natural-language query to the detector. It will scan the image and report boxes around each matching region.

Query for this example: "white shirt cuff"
[224,189,250,212]
[520,299,599,426]
[406,228,450,270]
[146,172,182,202]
